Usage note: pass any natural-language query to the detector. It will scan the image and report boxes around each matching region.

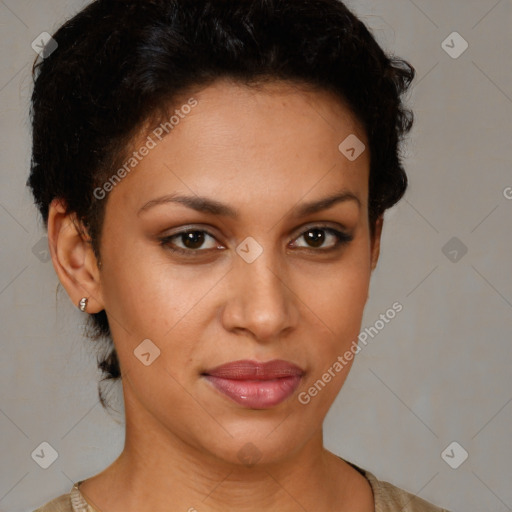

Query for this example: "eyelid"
[159,222,353,256]
[160,226,223,253]
[288,223,353,250]
[289,221,350,238]
[160,224,223,240]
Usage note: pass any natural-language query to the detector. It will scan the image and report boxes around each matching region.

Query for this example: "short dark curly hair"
[27,0,414,409]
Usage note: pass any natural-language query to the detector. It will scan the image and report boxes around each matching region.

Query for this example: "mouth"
[201,359,305,409]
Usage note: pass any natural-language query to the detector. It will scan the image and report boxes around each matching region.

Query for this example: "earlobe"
[47,198,104,313]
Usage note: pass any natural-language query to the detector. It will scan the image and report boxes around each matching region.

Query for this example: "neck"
[79,387,367,512]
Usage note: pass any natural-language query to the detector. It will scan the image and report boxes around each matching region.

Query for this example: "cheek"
[306,237,371,338]
[297,236,371,393]
[296,268,370,420]
[100,222,371,365]
[99,234,226,360]
[97,231,170,343]
[327,266,370,341]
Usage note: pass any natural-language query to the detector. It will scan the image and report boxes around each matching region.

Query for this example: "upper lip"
[202,359,305,380]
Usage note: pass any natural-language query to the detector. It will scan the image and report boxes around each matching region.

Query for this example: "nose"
[220,249,300,343]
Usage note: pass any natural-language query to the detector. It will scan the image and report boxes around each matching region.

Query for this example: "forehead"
[111,79,370,215]
[180,78,366,150]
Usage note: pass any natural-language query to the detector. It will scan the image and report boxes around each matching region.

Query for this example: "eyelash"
[158,225,353,257]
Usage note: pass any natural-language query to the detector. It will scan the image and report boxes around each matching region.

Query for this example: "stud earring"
[78,297,88,312]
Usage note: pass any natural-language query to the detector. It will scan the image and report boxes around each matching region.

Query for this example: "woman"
[29,0,450,510]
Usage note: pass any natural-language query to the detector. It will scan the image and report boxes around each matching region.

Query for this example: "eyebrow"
[137,189,360,218]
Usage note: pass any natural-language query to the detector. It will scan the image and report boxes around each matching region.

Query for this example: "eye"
[159,229,222,256]
[290,226,353,251]
[159,225,353,257]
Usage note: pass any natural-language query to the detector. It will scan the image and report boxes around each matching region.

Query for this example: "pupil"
[306,229,324,248]
[183,231,204,249]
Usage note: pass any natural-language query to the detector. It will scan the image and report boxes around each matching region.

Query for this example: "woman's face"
[95,79,381,465]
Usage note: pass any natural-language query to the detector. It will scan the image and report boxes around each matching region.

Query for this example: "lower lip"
[203,375,302,409]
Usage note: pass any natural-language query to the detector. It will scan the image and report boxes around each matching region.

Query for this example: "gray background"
[1,1,511,511]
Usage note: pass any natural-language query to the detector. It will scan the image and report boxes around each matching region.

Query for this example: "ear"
[47,198,104,313]
[370,214,384,272]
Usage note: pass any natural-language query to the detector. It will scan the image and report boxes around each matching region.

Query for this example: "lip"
[202,359,304,409]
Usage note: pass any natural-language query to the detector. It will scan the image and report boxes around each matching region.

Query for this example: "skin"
[48,79,383,512]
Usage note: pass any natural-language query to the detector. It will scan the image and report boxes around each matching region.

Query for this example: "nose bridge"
[244,251,284,303]
[223,239,298,340]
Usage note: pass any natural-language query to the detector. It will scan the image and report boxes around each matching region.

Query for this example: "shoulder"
[363,468,451,512]
[33,481,92,512]
[337,456,450,511]
[32,492,73,512]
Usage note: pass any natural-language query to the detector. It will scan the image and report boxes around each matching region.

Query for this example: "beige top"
[33,462,450,512]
